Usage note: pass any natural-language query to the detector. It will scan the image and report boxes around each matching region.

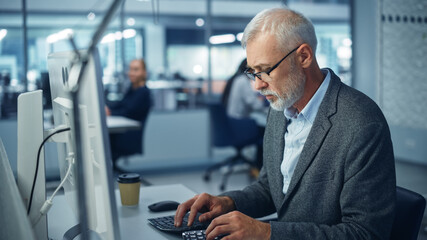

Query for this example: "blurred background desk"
[43,115,140,134]
[106,115,140,133]
[48,184,197,240]
[147,80,204,111]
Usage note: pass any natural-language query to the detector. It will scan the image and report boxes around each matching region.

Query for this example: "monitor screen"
[47,49,120,239]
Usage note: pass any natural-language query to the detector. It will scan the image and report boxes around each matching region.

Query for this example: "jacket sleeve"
[270,122,396,240]
[220,165,277,218]
[220,108,276,218]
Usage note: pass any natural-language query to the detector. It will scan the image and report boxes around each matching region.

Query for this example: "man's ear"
[296,43,313,69]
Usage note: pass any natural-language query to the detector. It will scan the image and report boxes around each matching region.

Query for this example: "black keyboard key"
[148,213,209,233]
[182,230,224,240]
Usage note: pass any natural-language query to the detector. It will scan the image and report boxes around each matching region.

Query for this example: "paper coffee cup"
[117,173,141,206]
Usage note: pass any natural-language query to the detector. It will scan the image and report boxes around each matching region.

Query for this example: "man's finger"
[205,217,232,240]
[205,214,231,236]
[199,211,212,223]
[187,193,211,226]
[174,196,197,226]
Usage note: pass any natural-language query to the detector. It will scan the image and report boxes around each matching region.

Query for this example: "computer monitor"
[47,48,120,240]
[1,138,36,240]
[17,90,47,239]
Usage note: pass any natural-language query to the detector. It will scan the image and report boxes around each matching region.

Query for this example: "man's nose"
[254,76,267,91]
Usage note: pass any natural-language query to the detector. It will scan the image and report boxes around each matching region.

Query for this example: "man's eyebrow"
[247,63,271,70]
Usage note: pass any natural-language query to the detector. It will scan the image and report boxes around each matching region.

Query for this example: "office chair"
[110,115,149,173]
[390,186,426,240]
[204,103,261,191]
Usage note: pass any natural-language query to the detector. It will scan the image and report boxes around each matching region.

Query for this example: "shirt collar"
[284,68,331,124]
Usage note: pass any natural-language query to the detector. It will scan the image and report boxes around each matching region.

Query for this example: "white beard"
[259,66,306,111]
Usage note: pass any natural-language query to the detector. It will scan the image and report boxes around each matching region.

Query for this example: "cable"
[27,127,71,215]
[49,154,74,201]
[32,157,73,226]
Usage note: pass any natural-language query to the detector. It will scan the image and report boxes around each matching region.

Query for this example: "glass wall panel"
[0,0,352,115]
[23,13,144,105]
[315,23,352,85]
[0,14,23,119]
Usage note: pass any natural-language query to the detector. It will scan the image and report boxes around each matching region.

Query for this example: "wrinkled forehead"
[245,33,282,70]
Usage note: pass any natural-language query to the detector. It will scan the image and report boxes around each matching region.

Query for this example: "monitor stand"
[63,224,103,240]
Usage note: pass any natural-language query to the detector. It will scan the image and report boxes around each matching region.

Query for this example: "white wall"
[352,0,427,165]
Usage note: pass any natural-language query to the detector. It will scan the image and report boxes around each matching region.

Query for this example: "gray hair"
[241,7,317,54]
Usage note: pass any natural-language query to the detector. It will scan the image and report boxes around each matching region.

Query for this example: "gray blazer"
[222,69,396,239]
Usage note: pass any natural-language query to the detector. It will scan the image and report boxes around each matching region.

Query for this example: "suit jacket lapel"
[279,69,340,210]
[270,110,287,204]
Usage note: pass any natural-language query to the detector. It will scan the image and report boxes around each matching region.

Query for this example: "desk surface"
[107,115,141,133]
[48,184,197,240]
[44,115,140,133]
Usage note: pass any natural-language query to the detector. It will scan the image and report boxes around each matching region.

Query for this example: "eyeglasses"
[244,45,300,82]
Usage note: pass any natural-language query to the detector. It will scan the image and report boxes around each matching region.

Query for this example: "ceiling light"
[115,31,123,40]
[342,38,352,47]
[209,34,235,45]
[87,12,96,21]
[123,29,136,39]
[195,18,204,27]
[127,18,136,26]
[193,65,203,74]
[101,33,115,44]
[337,46,352,59]
[236,32,243,41]
[0,29,7,41]
[46,29,73,43]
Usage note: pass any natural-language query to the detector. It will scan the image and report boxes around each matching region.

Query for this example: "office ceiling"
[0,0,348,18]
[0,0,349,29]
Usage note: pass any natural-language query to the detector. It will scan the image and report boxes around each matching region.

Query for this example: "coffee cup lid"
[117,173,141,183]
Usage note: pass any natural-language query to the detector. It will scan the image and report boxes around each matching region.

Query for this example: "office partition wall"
[378,0,427,165]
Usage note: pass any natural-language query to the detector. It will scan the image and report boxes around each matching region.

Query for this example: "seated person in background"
[106,59,152,171]
[222,58,267,119]
[222,58,267,170]
[175,7,395,240]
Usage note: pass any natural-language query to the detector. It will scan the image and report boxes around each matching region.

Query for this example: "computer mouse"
[148,200,180,212]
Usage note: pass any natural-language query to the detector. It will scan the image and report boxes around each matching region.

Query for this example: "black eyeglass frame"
[244,45,301,81]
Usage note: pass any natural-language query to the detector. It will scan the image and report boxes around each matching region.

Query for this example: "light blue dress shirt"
[281,69,331,194]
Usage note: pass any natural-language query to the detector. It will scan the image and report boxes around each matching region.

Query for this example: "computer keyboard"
[148,213,209,233]
[181,230,224,240]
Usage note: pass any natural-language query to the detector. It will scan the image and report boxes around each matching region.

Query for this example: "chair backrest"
[207,103,234,147]
[390,186,426,240]
[110,111,151,161]
[207,103,260,148]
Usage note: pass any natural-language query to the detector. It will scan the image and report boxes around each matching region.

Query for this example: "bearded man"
[175,7,396,240]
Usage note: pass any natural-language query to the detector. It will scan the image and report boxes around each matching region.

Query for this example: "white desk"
[107,116,140,133]
[43,115,140,134]
[48,184,197,240]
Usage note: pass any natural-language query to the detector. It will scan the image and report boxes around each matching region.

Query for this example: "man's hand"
[205,211,271,240]
[174,193,235,227]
